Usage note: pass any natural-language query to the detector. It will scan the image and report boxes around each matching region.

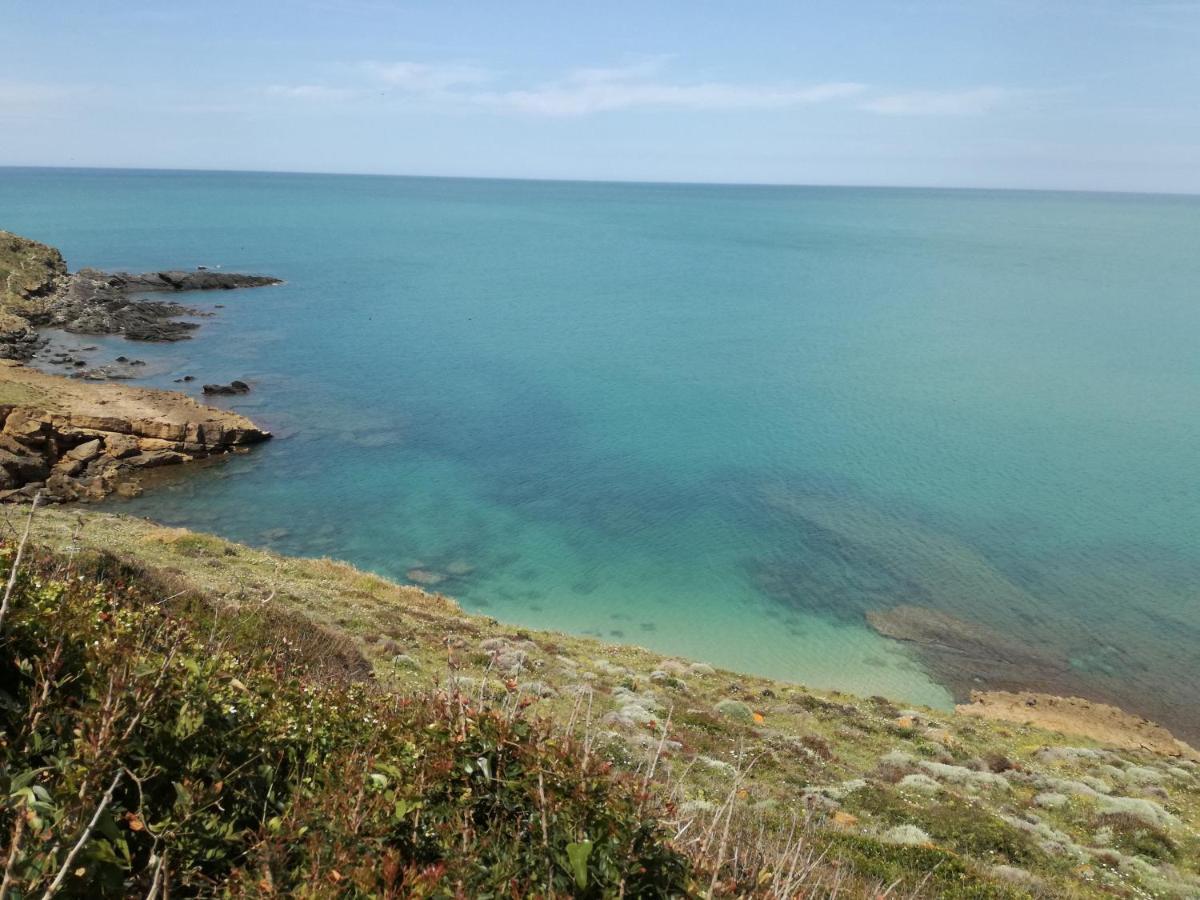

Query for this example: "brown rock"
[44,471,81,502]
[104,433,140,459]
[4,409,51,446]
[53,457,86,477]
[65,438,103,462]
[0,446,49,483]
[137,437,183,453]
[114,480,143,498]
[0,360,269,503]
[126,449,191,469]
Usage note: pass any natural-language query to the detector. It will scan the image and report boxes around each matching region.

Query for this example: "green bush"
[0,546,691,897]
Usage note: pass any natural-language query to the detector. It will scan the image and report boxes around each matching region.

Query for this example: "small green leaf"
[9,768,46,793]
[393,798,422,820]
[566,840,592,889]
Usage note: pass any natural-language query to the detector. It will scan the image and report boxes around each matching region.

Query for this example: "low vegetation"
[0,540,690,896]
[2,505,1199,897]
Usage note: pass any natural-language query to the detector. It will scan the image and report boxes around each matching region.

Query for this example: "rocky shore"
[0,361,269,502]
[0,229,275,502]
[0,229,280,357]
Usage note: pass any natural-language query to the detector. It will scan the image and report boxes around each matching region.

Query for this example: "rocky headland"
[0,229,275,501]
[0,229,280,357]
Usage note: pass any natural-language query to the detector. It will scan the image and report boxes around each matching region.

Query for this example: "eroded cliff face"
[0,362,269,503]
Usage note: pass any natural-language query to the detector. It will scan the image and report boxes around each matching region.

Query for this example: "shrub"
[0,545,692,897]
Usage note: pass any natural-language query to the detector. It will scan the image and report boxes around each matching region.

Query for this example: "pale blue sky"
[3,0,1199,191]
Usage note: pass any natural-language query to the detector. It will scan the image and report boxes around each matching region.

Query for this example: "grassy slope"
[13,504,1200,898]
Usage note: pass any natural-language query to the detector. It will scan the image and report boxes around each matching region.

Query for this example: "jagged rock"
[202,381,251,396]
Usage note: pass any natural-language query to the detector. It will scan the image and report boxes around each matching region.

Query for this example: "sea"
[2,168,1198,734]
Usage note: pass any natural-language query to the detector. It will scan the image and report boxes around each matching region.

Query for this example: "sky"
[2,0,1199,192]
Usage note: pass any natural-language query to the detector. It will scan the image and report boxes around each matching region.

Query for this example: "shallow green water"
[3,169,1198,727]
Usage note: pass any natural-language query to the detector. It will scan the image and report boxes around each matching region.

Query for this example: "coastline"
[3,227,1193,751]
[0,229,276,501]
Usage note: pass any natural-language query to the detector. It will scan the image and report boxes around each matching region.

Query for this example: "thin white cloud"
[860,87,1015,116]
[565,57,675,85]
[365,61,493,92]
[473,80,866,116]
[264,59,1027,120]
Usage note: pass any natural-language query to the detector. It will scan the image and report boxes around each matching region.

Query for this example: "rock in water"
[203,381,251,396]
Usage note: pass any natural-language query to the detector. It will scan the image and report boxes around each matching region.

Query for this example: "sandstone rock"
[4,410,51,446]
[0,350,268,504]
[65,438,102,462]
[137,437,184,453]
[115,480,143,498]
[53,457,86,477]
[0,446,49,483]
[48,471,80,498]
[127,450,192,469]
[104,433,140,458]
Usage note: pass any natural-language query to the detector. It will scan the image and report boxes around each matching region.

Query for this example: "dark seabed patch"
[742,475,1200,742]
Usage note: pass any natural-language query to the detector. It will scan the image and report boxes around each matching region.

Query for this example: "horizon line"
[1,163,1197,200]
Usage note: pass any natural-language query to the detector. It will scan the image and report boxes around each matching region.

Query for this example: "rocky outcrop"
[0,230,69,313]
[0,361,270,503]
[48,268,282,341]
[0,230,281,352]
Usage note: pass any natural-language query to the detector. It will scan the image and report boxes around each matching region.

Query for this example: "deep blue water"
[3,168,1198,728]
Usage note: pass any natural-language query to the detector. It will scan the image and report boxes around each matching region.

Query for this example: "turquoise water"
[3,169,1199,731]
